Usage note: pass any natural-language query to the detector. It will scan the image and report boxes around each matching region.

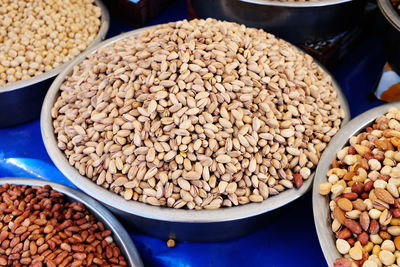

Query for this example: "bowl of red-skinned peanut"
[313,102,400,267]
[0,177,143,267]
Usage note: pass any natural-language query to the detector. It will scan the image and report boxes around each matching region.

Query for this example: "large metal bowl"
[41,26,350,242]
[0,177,143,267]
[190,0,367,44]
[313,102,400,267]
[378,0,400,74]
[0,0,109,128]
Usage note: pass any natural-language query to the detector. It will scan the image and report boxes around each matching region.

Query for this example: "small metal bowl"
[378,0,400,74]
[190,0,367,44]
[313,102,400,266]
[41,26,350,242]
[0,0,109,127]
[0,177,143,267]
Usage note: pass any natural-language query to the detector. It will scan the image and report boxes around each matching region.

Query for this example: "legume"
[0,0,102,85]
[52,18,344,210]
[0,184,126,266]
[320,108,400,266]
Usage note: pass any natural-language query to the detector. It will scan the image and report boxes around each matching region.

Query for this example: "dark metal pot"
[190,0,367,44]
[378,0,400,74]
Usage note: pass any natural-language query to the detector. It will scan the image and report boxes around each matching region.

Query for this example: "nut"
[362,260,378,267]
[381,240,395,252]
[353,199,367,211]
[338,198,353,212]
[319,182,332,195]
[343,192,358,201]
[360,211,370,231]
[337,228,352,239]
[352,182,364,194]
[358,232,369,246]
[374,188,395,204]
[378,250,395,265]
[0,184,127,266]
[388,226,400,236]
[349,246,363,260]
[0,0,102,85]
[336,239,351,254]
[319,109,400,267]
[333,258,352,267]
[394,236,400,250]
[334,207,347,225]
[369,209,382,220]
[344,218,362,234]
[52,18,344,210]
[369,220,380,235]
[346,210,361,219]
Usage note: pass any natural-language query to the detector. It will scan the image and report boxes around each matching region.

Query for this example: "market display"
[0,184,127,266]
[0,0,102,85]
[51,18,344,210]
[319,107,400,267]
[1,0,399,264]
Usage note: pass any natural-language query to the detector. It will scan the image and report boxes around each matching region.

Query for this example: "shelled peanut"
[320,108,400,267]
[0,184,127,266]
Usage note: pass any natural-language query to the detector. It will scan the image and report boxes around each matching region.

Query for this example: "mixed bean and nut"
[52,18,344,210]
[0,0,101,85]
[320,108,400,267]
[0,184,126,266]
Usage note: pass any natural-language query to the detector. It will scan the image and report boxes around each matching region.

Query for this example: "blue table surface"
[0,1,389,266]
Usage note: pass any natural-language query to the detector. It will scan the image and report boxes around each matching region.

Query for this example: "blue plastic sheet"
[0,1,387,266]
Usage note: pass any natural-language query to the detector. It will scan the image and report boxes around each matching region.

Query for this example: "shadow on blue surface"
[0,157,75,189]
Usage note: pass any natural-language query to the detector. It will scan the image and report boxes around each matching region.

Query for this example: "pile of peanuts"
[0,0,102,85]
[320,108,400,267]
[52,18,344,210]
[0,184,127,266]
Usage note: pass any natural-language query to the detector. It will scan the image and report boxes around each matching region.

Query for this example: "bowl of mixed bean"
[314,103,400,267]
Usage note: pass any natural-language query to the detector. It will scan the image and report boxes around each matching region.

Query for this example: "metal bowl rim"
[377,0,400,31]
[240,0,357,8]
[41,26,350,224]
[0,177,143,267]
[312,102,400,267]
[0,0,110,94]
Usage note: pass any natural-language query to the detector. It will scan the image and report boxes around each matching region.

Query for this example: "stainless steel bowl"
[378,0,400,74]
[0,177,143,267]
[0,0,109,127]
[313,102,400,267]
[190,0,367,44]
[41,26,350,242]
